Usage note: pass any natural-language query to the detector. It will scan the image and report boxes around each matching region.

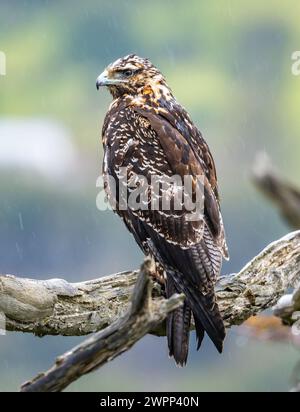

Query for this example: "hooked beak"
[96,70,110,89]
[96,69,128,90]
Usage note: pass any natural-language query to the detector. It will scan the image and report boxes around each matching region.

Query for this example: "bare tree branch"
[1,231,300,338]
[18,230,300,392]
[20,259,184,392]
[0,268,141,336]
[252,153,300,229]
[1,230,299,392]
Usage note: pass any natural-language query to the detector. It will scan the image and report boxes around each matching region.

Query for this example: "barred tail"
[166,277,191,366]
[169,270,225,355]
[191,288,225,353]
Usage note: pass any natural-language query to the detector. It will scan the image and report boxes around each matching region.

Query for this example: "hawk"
[96,54,229,365]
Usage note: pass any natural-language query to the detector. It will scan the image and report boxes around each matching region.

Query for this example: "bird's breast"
[103,109,172,179]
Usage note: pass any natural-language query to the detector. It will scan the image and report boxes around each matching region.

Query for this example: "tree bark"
[1,231,300,337]
[1,231,300,391]
[20,259,184,392]
[0,231,300,336]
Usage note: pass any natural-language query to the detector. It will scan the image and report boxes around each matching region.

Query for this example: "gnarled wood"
[1,231,300,337]
[20,259,184,392]
[1,231,300,392]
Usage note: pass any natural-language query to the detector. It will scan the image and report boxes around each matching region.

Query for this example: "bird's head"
[96,54,166,98]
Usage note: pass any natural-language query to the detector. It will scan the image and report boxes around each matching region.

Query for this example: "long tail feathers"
[190,288,225,353]
[166,272,225,362]
[166,278,191,366]
[193,313,205,350]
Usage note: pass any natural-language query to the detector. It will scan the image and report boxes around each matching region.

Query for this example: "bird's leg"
[145,256,166,298]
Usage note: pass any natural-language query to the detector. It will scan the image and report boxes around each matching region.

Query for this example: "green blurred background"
[0,0,300,392]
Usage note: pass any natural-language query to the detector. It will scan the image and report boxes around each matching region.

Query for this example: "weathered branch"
[20,259,184,392]
[1,231,300,392]
[1,231,300,337]
[252,153,300,229]
[0,269,141,336]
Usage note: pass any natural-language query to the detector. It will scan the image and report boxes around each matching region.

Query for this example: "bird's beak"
[96,69,128,90]
[96,70,110,89]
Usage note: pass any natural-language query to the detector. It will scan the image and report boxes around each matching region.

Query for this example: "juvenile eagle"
[96,54,228,365]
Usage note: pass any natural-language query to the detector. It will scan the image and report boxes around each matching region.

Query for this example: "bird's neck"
[140,78,173,101]
[114,79,174,110]
[109,77,176,114]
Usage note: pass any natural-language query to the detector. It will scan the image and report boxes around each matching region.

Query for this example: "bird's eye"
[123,69,133,77]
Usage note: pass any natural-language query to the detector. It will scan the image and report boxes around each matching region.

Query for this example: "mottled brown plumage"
[96,54,228,365]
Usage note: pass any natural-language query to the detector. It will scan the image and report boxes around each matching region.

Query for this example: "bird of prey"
[96,54,229,365]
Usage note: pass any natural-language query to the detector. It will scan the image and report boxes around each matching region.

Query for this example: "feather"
[166,276,191,366]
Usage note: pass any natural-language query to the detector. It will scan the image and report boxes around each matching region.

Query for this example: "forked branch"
[0,231,300,391]
[20,259,184,392]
